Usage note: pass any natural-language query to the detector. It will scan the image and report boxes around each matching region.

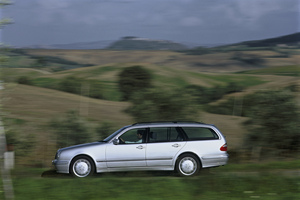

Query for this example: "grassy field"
[9,173,300,200]
[0,161,299,200]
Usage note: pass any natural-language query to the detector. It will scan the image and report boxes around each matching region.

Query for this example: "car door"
[146,127,186,167]
[105,128,147,168]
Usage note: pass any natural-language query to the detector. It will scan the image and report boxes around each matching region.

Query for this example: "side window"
[149,127,168,143]
[149,127,183,143]
[170,127,184,141]
[119,128,146,144]
[182,127,219,141]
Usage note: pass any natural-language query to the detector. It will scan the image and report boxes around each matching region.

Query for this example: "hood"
[58,141,105,152]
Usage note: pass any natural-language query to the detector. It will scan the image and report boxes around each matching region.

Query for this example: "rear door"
[146,127,186,167]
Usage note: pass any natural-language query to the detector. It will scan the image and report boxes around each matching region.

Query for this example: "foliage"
[17,76,32,85]
[2,49,92,71]
[58,76,82,94]
[186,82,244,104]
[49,111,92,148]
[22,76,106,99]
[29,77,59,89]
[204,96,245,116]
[118,65,152,101]
[236,65,300,77]
[95,121,115,140]
[231,52,265,66]
[3,117,36,157]
[204,89,300,154]
[126,88,199,122]
[243,90,300,153]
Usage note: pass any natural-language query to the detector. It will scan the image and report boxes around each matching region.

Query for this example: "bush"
[95,122,115,140]
[50,111,92,148]
[243,90,300,154]
[58,76,82,94]
[17,76,32,85]
[126,88,199,122]
[185,82,244,105]
[118,66,152,101]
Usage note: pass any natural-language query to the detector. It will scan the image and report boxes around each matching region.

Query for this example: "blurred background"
[0,0,299,199]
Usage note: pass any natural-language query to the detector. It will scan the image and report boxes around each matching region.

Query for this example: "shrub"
[118,66,152,101]
[50,111,92,148]
[126,88,199,122]
[244,90,300,154]
[17,76,32,85]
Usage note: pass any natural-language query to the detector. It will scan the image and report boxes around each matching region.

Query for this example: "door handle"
[172,144,180,148]
[136,145,144,150]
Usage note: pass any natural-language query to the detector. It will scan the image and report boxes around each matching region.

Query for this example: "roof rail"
[132,121,205,126]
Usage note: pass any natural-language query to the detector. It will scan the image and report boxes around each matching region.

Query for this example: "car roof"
[131,121,212,127]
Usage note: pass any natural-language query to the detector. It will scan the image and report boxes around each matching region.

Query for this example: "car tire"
[70,156,95,178]
[176,154,201,176]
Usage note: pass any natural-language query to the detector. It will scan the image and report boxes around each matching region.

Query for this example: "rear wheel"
[176,154,200,176]
[70,156,95,178]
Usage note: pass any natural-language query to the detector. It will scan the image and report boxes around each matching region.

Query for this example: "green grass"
[2,166,299,200]
[237,65,300,76]
[1,161,299,200]
[213,160,300,172]
[30,77,60,89]
[188,72,266,87]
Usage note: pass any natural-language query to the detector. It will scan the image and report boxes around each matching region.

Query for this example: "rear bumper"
[52,159,70,174]
[201,153,229,168]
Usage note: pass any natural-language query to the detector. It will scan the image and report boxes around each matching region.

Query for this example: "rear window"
[181,127,219,141]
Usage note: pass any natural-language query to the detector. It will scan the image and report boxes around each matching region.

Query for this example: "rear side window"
[148,127,183,143]
[181,127,219,141]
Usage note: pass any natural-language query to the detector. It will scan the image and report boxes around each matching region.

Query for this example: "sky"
[1,0,299,47]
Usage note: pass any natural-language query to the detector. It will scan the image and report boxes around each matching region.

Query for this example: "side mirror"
[113,138,120,145]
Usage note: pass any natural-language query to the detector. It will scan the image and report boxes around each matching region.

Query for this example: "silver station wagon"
[52,122,228,178]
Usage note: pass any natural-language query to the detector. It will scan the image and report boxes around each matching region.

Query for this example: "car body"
[52,122,228,177]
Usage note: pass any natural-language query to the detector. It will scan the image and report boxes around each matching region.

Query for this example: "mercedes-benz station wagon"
[52,122,228,178]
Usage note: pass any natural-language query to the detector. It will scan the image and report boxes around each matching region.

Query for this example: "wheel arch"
[174,152,202,170]
[69,154,97,174]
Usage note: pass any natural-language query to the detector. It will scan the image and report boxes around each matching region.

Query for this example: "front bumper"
[52,159,70,174]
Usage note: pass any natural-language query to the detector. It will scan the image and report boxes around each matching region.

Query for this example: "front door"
[105,128,147,168]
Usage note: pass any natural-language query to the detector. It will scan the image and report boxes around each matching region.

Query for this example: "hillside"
[1,45,299,167]
[1,83,248,166]
[17,32,300,50]
[230,32,300,48]
[107,37,188,50]
[22,47,300,73]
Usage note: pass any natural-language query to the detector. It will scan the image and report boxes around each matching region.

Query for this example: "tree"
[244,90,300,155]
[50,111,92,148]
[126,88,199,122]
[118,65,152,101]
[58,76,82,94]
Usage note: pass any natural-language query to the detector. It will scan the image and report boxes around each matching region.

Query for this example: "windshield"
[102,125,130,142]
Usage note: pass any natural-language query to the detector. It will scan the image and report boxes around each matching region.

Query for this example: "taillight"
[220,143,227,151]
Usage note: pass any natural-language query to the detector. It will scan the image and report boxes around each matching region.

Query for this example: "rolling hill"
[17,32,300,50]
[1,40,299,167]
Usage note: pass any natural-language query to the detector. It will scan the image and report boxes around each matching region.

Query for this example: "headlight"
[55,150,62,159]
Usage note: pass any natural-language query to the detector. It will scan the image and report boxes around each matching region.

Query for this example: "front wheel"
[70,156,95,178]
[176,154,200,176]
